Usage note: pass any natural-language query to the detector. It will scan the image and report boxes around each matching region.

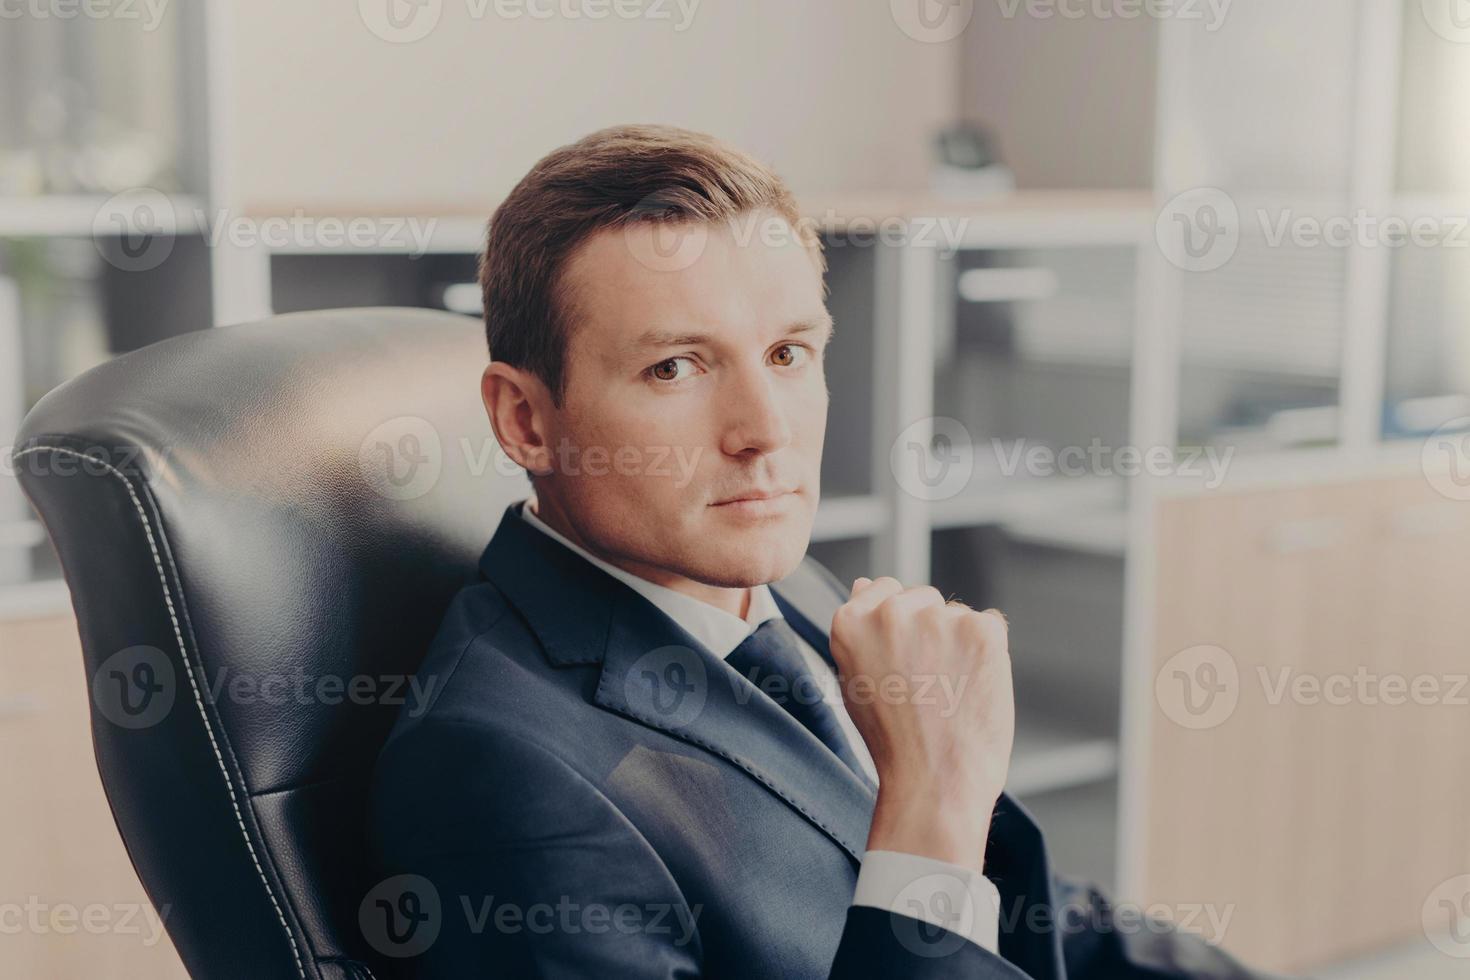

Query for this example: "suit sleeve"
[369,719,1031,978]
[1051,876,1286,980]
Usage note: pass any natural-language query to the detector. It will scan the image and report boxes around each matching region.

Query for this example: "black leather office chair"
[12,307,516,980]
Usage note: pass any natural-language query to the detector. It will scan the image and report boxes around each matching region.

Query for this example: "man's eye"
[648,356,696,383]
[772,344,810,367]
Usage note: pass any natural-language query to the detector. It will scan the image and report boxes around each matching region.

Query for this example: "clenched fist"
[829,576,1015,876]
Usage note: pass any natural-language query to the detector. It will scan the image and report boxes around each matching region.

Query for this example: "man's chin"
[696,523,811,586]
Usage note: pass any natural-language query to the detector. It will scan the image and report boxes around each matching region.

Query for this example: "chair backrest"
[12,307,523,980]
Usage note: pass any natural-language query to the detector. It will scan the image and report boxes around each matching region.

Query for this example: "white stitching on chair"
[13,445,310,980]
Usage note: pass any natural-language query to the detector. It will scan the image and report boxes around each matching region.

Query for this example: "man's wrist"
[866,783,999,876]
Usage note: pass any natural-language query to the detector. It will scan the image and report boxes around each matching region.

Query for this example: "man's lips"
[711,488,797,506]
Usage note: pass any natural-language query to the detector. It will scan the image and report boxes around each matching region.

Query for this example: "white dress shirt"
[519,495,1000,955]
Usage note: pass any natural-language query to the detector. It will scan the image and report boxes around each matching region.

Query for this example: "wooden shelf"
[1008,713,1119,797]
[235,190,1154,255]
[1001,508,1129,557]
[0,578,71,621]
[928,475,1125,531]
[0,193,207,238]
[800,189,1155,249]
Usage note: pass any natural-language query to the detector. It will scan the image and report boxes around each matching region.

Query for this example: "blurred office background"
[3,1,1470,977]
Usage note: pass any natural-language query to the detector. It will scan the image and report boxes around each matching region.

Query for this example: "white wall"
[223,1,960,213]
[960,4,1156,190]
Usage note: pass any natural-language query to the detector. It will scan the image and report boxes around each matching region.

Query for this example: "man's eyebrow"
[619,316,835,360]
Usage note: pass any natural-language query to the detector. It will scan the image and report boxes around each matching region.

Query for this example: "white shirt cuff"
[851,850,1001,954]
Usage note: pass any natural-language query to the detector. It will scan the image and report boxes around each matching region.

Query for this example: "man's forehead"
[563,217,828,354]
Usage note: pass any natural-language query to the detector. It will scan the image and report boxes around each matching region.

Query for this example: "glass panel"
[1160,1,1362,453]
[934,245,1134,489]
[1160,0,1359,194]
[1383,242,1470,439]
[1383,1,1470,441]
[0,7,190,196]
[1,235,211,586]
[1397,0,1470,196]
[1176,203,1345,451]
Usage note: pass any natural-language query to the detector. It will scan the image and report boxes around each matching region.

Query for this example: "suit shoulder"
[382,578,549,731]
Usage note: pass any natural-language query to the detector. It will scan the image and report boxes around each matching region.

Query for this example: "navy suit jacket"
[368,500,1271,978]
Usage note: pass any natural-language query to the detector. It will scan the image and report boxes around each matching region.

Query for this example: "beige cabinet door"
[0,612,189,980]
[1142,475,1470,974]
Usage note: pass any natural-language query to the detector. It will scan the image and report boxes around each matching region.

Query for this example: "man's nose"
[719,367,794,457]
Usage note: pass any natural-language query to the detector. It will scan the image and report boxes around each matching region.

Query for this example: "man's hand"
[829,576,1015,877]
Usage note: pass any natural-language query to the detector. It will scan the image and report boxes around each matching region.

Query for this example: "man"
[368,124,1269,978]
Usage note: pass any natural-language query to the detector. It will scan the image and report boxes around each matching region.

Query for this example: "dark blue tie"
[725,618,873,787]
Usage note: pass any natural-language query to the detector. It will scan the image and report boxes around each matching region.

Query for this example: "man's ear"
[481,362,555,477]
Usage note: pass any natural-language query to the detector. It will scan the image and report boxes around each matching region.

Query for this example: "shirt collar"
[519,494,782,659]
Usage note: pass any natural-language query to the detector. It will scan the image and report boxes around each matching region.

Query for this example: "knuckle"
[908,585,945,607]
[916,601,956,633]
[874,596,902,630]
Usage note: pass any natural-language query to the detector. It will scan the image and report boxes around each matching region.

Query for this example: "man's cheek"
[670,446,705,490]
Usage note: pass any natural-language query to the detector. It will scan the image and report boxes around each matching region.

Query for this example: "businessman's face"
[535,210,830,590]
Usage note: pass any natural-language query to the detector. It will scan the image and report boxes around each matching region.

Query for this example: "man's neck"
[527,494,752,619]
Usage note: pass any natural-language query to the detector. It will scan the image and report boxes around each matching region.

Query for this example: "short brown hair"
[478,124,823,407]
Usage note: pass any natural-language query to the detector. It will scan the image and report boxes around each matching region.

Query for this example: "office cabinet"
[1138,474,1470,973]
[0,612,189,979]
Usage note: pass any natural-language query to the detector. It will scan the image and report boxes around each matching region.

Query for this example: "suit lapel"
[479,501,877,866]
[986,794,1066,980]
